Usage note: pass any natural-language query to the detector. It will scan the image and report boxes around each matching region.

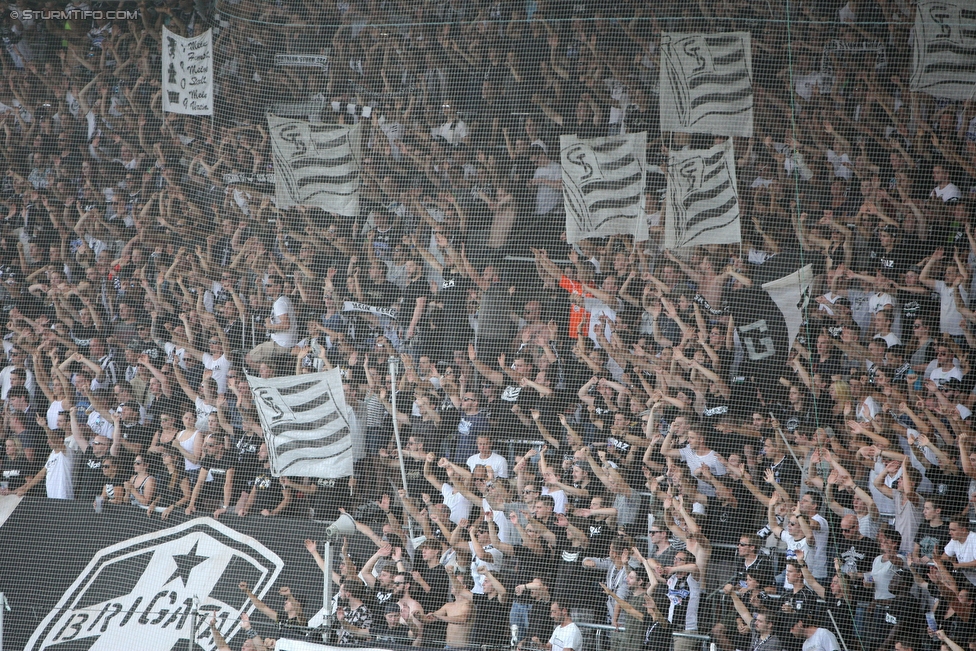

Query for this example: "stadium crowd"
[0,1,975,651]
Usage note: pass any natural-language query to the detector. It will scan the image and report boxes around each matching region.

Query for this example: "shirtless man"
[664,250,731,308]
[394,574,425,623]
[420,571,473,649]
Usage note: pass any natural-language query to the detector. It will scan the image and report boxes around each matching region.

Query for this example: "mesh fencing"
[0,0,974,650]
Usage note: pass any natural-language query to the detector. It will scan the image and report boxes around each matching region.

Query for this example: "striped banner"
[660,32,753,137]
[560,132,648,244]
[664,138,741,249]
[268,115,363,217]
[910,0,976,100]
[248,369,355,478]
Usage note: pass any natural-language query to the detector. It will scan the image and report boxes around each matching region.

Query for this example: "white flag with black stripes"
[910,0,976,100]
[248,369,355,479]
[268,115,363,217]
[560,132,648,244]
[659,32,753,137]
[664,138,741,249]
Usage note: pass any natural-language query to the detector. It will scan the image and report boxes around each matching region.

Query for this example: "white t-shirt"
[533,162,563,215]
[163,342,188,369]
[195,396,216,432]
[944,532,976,587]
[202,353,231,394]
[469,540,503,594]
[780,531,812,590]
[870,554,898,599]
[932,183,962,203]
[549,622,584,651]
[679,446,727,497]
[808,514,829,579]
[46,399,64,430]
[441,483,472,525]
[269,295,298,348]
[0,365,34,400]
[541,486,569,514]
[44,447,75,499]
[430,119,468,145]
[802,627,839,651]
[87,410,115,439]
[467,452,509,478]
[481,497,513,544]
[935,280,968,337]
[930,363,964,387]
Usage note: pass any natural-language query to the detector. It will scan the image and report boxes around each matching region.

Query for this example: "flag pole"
[388,356,415,540]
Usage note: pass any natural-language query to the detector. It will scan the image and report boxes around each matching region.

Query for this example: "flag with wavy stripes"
[248,368,355,478]
[664,138,741,249]
[268,115,363,216]
[560,131,648,244]
[660,32,753,137]
[910,0,976,100]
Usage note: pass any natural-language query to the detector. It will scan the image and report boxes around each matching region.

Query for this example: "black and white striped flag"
[665,138,741,249]
[910,0,976,100]
[560,132,648,244]
[268,115,363,217]
[248,369,355,479]
[660,32,753,137]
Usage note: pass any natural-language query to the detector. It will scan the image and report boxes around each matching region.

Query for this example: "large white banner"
[664,138,741,249]
[660,32,753,137]
[762,265,814,350]
[248,369,355,479]
[910,0,976,100]
[268,115,363,217]
[161,27,213,116]
[560,132,648,244]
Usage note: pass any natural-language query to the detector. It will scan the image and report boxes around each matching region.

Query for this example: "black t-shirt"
[915,522,950,560]
[926,465,970,517]
[759,456,802,500]
[430,272,474,352]
[76,450,107,501]
[826,598,861,650]
[401,279,431,331]
[248,470,285,513]
[154,467,187,509]
[1,454,33,490]
[475,593,511,645]
[361,279,400,307]
[307,476,350,521]
[367,584,396,612]
[414,564,451,614]
[494,383,539,438]
[870,241,911,280]
[70,322,99,352]
[201,453,235,503]
[582,517,614,559]
[234,433,263,479]
[777,586,823,631]
[877,594,925,642]
[838,535,881,602]
[147,395,180,426]
[511,545,554,601]
[120,423,152,455]
[737,555,774,589]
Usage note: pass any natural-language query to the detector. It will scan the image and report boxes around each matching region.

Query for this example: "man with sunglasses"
[648,525,677,568]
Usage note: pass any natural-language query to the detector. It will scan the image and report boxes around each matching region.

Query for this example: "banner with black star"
[0,499,327,651]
